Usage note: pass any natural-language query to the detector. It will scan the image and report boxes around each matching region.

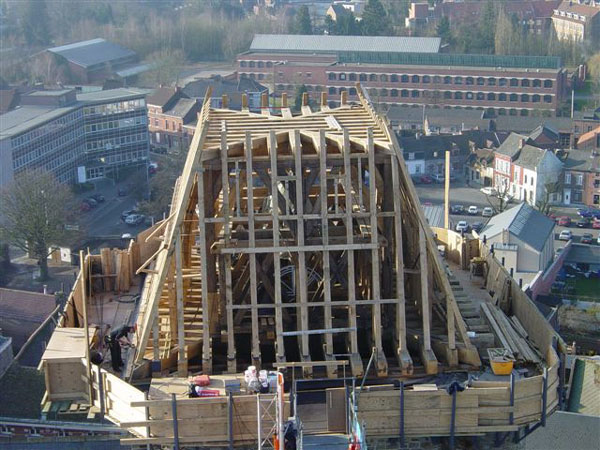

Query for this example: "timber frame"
[133,86,481,378]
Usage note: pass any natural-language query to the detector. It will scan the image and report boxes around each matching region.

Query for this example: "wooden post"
[444,151,450,230]
[197,167,212,374]
[222,94,228,109]
[261,92,269,115]
[246,131,261,368]
[418,227,438,374]
[292,130,311,377]
[367,128,387,376]
[221,126,236,373]
[269,130,286,365]
[241,93,248,111]
[343,128,362,377]
[281,92,288,108]
[319,130,335,378]
[175,233,187,376]
[79,250,93,404]
[341,90,348,105]
[391,158,413,374]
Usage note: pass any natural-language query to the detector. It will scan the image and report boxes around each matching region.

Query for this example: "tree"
[140,152,187,220]
[484,182,513,214]
[0,170,76,281]
[335,10,362,36]
[536,181,562,215]
[293,84,308,112]
[480,0,496,53]
[436,16,453,46]
[362,0,392,36]
[139,49,185,87]
[20,0,51,46]
[289,6,312,35]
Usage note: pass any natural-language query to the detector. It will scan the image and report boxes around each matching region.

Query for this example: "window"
[476,92,485,100]
[305,72,312,78]
[266,61,273,68]
[249,61,255,68]
[412,75,420,83]
[532,79,541,87]
[543,80,553,88]
[240,61,247,67]
[466,77,474,85]
[510,78,518,87]
[401,89,409,98]
[257,61,264,68]
[391,74,398,82]
[524,174,528,184]
[411,90,419,98]
[349,73,357,81]
[433,75,441,84]
[422,75,430,83]
[544,95,552,103]
[499,78,507,87]
[328,87,336,95]
[487,92,496,100]
[339,73,346,80]
[466,92,473,100]
[444,91,452,99]
[328,73,336,80]
[531,176,535,186]
[258,74,264,80]
[488,78,496,86]
[454,76,463,85]
[454,92,463,100]
[565,172,571,184]
[444,76,452,84]
[359,73,367,81]
[509,93,518,102]
[499,93,507,102]
[521,79,530,87]
[369,74,378,82]
[380,88,388,97]
[532,94,540,103]
[339,87,347,94]
[390,89,398,97]
[576,174,583,186]
[521,94,530,102]
[380,74,388,82]
[477,77,485,86]
[349,87,357,96]
[401,74,409,83]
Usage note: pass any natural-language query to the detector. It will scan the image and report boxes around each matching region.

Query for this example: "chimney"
[43,285,48,295]
[519,138,525,149]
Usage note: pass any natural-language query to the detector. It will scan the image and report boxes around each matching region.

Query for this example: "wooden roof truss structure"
[133,87,480,379]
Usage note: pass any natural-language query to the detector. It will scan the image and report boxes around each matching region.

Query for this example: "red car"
[592,219,600,230]
[80,202,91,212]
[420,175,433,184]
[557,216,571,227]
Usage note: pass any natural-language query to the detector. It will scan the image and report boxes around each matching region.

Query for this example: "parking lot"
[415,180,600,248]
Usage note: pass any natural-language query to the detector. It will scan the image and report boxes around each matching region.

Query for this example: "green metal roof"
[337,51,562,70]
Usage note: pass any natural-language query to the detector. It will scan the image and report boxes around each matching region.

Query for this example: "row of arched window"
[326,72,554,88]
[240,60,274,68]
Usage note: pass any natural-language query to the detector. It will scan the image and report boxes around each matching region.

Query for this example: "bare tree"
[485,182,513,213]
[0,170,76,281]
[536,181,562,215]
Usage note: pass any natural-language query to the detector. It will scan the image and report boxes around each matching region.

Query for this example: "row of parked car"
[121,208,145,226]
[455,221,485,234]
[552,215,600,229]
[80,194,105,212]
[557,229,600,244]
[412,174,457,185]
[450,204,495,217]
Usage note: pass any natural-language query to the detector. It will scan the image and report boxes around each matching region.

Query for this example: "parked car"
[125,214,145,226]
[581,233,594,244]
[121,208,138,221]
[482,207,494,217]
[480,187,497,196]
[118,187,128,197]
[468,205,479,215]
[576,218,590,228]
[411,175,422,185]
[450,205,464,214]
[471,222,484,233]
[558,230,572,241]
[577,208,600,219]
[455,221,470,232]
[419,175,433,184]
[90,194,105,203]
[593,219,600,230]
[557,216,571,227]
[121,233,133,240]
[432,174,445,184]
[83,198,98,208]
[80,202,91,212]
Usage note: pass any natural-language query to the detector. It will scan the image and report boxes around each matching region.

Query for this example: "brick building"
[552,1,600,42]
[238,34,567,116]
[562,149,600,206]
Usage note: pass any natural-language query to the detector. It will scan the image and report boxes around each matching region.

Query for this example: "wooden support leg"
[197,169,212,374]
[419,226,438,375]
[224,255,237,373]
[175,233,188,376]
[391,157,413,374]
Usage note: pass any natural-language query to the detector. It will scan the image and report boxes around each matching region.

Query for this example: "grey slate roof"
[0,105,77,140]
[564,243,600,266]
[48,38,136,68]
[76,87,148,103]
[496,132,529,158]
[165,98,197,119]
[563,149,600,172]
[515,145,548,171]
[480,203,554,252]
[250,34,441,54]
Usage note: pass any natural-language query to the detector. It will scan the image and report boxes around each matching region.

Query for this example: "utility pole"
[444,151,450,229]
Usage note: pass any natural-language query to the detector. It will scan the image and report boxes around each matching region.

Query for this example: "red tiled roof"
[0,288,55,323]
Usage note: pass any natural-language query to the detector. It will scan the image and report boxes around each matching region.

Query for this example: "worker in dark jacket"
[107,324,135,371]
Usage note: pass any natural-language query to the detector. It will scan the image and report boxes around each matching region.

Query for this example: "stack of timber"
[480,303,542,364]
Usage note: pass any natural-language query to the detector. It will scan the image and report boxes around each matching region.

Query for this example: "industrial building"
[238,34,567,115]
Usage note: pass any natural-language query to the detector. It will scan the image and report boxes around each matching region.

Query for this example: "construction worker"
[107,324,135,371]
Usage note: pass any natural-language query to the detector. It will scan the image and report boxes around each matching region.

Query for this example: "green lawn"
[568,277,600,301]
